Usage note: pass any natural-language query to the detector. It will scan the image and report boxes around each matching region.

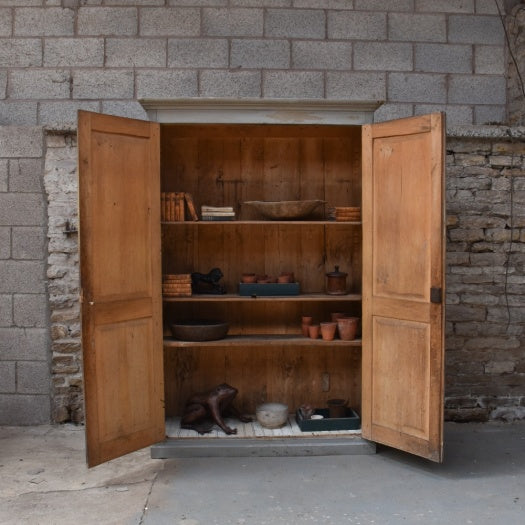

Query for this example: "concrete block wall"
[0,0,516,129]
[0,126,50,425]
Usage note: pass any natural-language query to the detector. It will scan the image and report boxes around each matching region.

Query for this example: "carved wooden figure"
[181,383,252,434]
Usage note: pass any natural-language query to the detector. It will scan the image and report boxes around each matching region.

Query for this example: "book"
[184,193,199,221]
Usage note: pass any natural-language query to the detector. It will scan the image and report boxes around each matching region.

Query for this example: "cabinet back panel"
[164,346,361,417]
[160,124,361,219]
[162,223,361,294]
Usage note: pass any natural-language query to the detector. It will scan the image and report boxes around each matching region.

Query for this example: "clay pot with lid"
[326,266,347,295]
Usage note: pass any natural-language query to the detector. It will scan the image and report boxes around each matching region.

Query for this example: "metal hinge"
[430,287,442,304]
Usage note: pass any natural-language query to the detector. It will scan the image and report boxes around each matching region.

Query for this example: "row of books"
[161,192,199,222]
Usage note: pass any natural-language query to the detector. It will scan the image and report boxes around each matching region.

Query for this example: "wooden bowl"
[170,320,229,341]
[243,200,325,220]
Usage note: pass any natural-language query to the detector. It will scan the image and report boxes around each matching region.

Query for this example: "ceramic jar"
[326,266,348,295]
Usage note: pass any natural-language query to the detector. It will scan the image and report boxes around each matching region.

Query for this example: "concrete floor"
[1,422,524,524]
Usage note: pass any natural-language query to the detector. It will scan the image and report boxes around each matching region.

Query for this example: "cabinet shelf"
[163,334,362,348]
[162,293,362,302]
[161,220,361,226]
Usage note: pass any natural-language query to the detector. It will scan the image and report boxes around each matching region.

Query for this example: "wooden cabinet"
[78,110,445,467]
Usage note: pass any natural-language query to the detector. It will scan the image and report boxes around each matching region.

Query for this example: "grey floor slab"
[143,422,525,525]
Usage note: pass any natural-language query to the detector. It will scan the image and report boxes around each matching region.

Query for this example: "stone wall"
[507,2,525,125]
[43,126,525,424]
[445,126,525,421]
[0,127,50,425]
[0,0,514,129]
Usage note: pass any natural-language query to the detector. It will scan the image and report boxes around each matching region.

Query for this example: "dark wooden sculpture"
[181,383,252,435]
[191,267,226,294]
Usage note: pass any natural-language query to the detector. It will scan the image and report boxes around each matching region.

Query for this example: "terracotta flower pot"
[308,324,320,339]
[301,316,313,337]
[320,321,337,341]
[337,318,357,341]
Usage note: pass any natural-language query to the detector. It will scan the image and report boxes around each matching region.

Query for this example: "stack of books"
[161,192,199,222]
[201,205,235,221]
[162,274,192,297]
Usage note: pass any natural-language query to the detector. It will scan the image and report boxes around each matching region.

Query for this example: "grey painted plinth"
[151,436,376,458]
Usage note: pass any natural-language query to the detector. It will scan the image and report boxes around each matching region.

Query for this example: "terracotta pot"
[337,318,357,341]
[330,312,347,322]
[320,321,337,341]
[301,316,313,337]
[308,324,320,339]
[241,273,257,283]
[280,271,295,282]
[278,275,291,283]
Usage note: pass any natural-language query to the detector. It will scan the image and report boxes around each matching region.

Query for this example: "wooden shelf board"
[163,293,362,302]
[161,220,361,226]
[163,334,362,348]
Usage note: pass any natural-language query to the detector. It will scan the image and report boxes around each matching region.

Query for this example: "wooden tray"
[238,282,300,296]
[295,407,361,431]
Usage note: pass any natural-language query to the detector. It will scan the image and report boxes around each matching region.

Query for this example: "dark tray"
[296,407,361,432]
[239,282,300,296]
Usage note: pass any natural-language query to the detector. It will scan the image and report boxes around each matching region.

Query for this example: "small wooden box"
[296,407,361,431]
[238,282,300,296]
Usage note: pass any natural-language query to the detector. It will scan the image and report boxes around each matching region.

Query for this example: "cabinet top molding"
[140,98,383,125]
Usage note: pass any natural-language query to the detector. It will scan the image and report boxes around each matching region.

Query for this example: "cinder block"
[0,126,43,158]
[0,39,42,67]
[202,8,263,37]
[200,70,261,98]
[43,38,104,67]
[263,71,324,99]
[140,7,200,36]
[449,75,506,104]
[475,45,505,74]
[136,70,197,99]
[73,70,134,99]
[12,227,45,260]
[77,7,137,36]
[17,361,51,394]
[106,38,166,67]
[0,293,13,325]
[8,159,43,192]
[474,105,506,124]
[0,70,5,99]
[39,101,100,128]
[265,8,325,39]
[292,41,352,71]
[328,11,386,40]
[231,39,289,69]
[415,104,473,126]
[416,0,474,12]
[415,43,472,73]
[9,69,70,100]
[0,194,44,226]
[0,9,12,36]
[101,101,148,121]
[389,13,446,42]
[388,72,447,103]
[355,0,413,10]
[0,101,38,125]
[475,0,505,14]
[14,7,75,36]
[326,72,386,101]
[0,362,15,393]
[448,15,504,44]
[168,38,229,68]
[0,160,7,193]
[0,394,51,425]
[0,327,48,360]
[373,103,414,123]
[354,42,412,71]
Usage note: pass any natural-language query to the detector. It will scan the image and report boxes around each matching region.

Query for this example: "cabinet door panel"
[79,111,164,467]
[362,113,445,462]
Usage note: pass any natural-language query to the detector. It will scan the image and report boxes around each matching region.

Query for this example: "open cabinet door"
[361,113,445,462]
[78,111,164,467]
